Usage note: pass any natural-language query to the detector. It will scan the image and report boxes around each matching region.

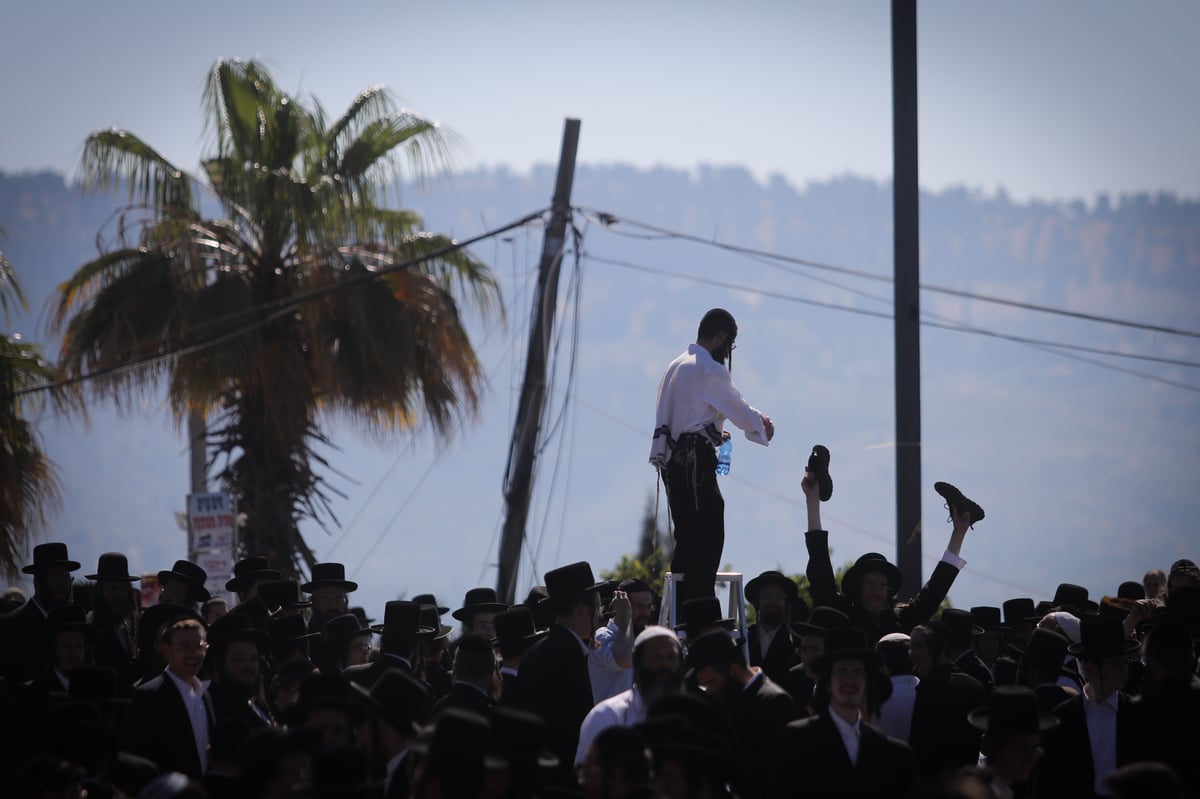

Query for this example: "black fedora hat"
[792,605,851,637]
[1067,615,1139,660]
[744,570,798,606]
[47,605,99,643]
[209,612,272,652]
[300,562,358,594]
[674,596,736,633]
[268,613,321,651]
[452,587,510,621]
[811,627,882,680]
[522,585,555,630]
[325,613,376,649]
[257,579,312,611]
[417,604,453,641]
[85,552,140,582]
[941,608,985,643]
[225,557,281,593]
[970,606,1009,632]
[1003,598,1036,627]
[488,704,560,771]
[968,685,1059,736]
[378,600,435,639]
[1052,583,1098,616]
[1019,628,1069,675]
[227,596,276,630]
[840,553,902,603]
[137,603,205,654]
[282,672,369,726]
[157,560,211,602]
[542,562,607,602]
[492,605,546,646]
[23,542,81,574]
[1027,599,1055,623]
[1117,581,1145,601]
[684,629,740,676]
[412,593,449,616]
[351,666,430,735]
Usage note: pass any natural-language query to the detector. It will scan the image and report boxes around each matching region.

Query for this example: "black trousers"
[664,441,725,607]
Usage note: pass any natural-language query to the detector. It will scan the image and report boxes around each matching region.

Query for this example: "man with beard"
[208,612,274,730]
[745,570,801,685]
[687,627,797,798]
[590,578,656,702]
[0,543,79,684]
[85,552,141,688]
[575,625,682,766]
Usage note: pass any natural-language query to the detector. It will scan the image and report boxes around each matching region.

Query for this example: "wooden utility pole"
[496,118,581,604]
[892,0,923,596]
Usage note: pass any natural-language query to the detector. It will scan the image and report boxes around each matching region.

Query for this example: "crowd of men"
[0,464,1197,798]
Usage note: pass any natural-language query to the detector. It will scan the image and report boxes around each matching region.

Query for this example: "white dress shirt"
[165,667,211,773]
[829,709,863,766]
[1083,687,1120,796]
[877,674,919,743]
[575,686,647,766]
[589,621,633,702]
[649,343,768,466]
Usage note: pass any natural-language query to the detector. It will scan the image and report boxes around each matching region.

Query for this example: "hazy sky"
[2,2,1198,621]
[2,1,1198,202]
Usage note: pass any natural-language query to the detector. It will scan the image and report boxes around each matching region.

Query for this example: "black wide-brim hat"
[258,579,313,611]
[840,553,902,602]
[300,562,358,594]
[1067,615,1140,659]
[452,587,511,621]
[416,605,453,641]
[792,606,852,637]
[226,557,282,592]
[23,542,81,574]
[209,612,273,652]
[47,605,100,643]
[675,596,736,633]
[137,603,206,652]
[811,627,882,679]
[491,606,547,645]
[412,593,450,616]
[1003,598,1036,627]
[745,570,798,606]
[541,562,607,603]
[282,673,369,727]
[85,552,140,582]
[157,560,212,602]
[968,685,1059,735]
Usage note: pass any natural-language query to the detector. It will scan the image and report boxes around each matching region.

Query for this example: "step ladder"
[658,571,749,665]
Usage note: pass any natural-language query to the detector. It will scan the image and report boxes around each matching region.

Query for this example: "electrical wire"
[582,252,1200,393]
[8,208,550,402]
[577,207,1200,341]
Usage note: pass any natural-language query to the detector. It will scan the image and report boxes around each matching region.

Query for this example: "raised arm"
[802,472,842,609]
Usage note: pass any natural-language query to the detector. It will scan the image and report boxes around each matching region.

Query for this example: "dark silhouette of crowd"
[1,463,1197,799]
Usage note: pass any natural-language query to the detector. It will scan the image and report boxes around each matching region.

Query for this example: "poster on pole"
[197,550,235,596]
[188,492,236,552]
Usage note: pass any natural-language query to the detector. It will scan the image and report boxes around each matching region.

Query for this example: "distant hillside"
[4,167,1196,339]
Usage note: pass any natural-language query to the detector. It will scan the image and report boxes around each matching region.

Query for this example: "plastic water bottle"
[716,438,733,475]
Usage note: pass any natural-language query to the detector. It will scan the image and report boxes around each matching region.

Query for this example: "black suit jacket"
[122,670,215,778]
[430,681,494,719]
[517,625,594,780]
[768,708,917,798]
[747,623,800,686]
[0,600,51,684]
[1039,691,1142,799]
[1135,674,1200,799]
[805,530,960,645]
[908,663,987,781]
[730,673,798,797]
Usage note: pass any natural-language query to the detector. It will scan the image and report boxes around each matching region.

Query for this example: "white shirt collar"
[165,666,210,696]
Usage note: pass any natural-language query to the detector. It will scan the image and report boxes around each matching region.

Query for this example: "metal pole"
[892,0,923,597]
[496,119,581,604]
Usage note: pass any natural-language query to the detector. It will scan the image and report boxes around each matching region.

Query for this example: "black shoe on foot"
[934,481,985,527]
[807,445,833,502]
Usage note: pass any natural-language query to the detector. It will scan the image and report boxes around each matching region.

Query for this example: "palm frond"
[0,249,29,326]
[79,129,193,210]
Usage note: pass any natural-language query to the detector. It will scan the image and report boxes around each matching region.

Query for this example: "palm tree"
[51,59,502,578]
[0,237,75,577]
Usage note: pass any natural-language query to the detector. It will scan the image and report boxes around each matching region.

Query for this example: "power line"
[582,252,1200,392]
[577,207,1200,340]
[9,208,550,402]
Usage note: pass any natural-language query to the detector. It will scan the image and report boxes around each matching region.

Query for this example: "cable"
[583,253,1200,392]
[578,207,1200,341]
[10,208,550,402]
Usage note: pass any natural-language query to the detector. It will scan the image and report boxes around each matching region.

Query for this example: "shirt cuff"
[941,550,967,571]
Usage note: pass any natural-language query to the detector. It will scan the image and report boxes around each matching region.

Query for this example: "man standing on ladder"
[649,308,775,608]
